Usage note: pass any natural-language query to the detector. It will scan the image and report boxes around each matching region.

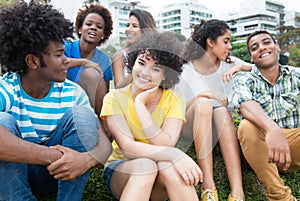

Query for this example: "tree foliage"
[276,25,300,66]
[276,26,300,52]
[288,46,300,67]
[0,0,16,6]
[101,45,117,59]
[230,36,250,63]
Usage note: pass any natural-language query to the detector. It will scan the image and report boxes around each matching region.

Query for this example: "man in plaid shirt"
[233,30,300,201]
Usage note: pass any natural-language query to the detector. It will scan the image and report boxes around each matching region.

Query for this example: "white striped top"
[0,72,91,143]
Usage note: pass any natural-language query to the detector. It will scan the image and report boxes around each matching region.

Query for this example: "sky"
[144,0,299,18]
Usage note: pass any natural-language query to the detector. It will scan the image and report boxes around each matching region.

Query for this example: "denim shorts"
[103,160,125,200]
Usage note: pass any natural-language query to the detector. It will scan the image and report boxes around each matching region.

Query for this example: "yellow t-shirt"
[100,84,186,164]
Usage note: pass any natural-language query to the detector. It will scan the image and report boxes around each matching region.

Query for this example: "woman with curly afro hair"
[65,2,113,118]
[100,31,202,201]
[0,1,112,200]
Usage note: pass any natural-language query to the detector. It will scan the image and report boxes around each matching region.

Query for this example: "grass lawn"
[39,139,300,201]
[83,143,300,201]
[38,112,300,200]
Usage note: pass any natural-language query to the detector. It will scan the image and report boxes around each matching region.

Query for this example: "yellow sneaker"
[228,194,244,201]
[200,189,218,201]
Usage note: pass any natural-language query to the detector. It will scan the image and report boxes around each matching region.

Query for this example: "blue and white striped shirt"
[0,72,91,143]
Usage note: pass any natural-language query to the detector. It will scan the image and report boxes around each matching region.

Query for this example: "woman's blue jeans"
[0,106,99,201]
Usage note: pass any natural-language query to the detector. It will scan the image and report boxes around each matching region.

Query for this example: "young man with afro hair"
[0,1,111,200]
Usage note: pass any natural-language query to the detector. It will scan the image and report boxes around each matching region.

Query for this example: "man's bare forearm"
[0,125,62,165]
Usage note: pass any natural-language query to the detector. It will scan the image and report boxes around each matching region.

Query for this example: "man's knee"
[0,112,20,135]
[0,112,17,127]
[238,119,262,144]
[0,161,27,182]
[64,105,94,117]
[71,106,98,149]
[64,106,98,126]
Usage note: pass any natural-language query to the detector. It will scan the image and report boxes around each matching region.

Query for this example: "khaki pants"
[238,120,300,201]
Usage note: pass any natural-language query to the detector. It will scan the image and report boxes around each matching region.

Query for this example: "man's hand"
[47,145,95,181]
[265,127,291,171]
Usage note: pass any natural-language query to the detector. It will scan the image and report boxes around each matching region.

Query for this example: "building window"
[162,10,181,17]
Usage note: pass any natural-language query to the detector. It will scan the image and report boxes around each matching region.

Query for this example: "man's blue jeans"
[0,106,99,201]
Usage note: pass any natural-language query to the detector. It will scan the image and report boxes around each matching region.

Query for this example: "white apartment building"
[224,0,284,39]
[264,0,285,26]
[155,0,212,39]
[225,11,279,38]
[285,10,300,28]
[44,0,296,43]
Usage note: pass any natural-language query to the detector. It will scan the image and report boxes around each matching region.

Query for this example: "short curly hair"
[0,0,74,73]
[127,31,185,89]
[75,3,113,46]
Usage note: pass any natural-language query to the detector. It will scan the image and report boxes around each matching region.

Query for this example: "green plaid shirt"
[233,65,300,128]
